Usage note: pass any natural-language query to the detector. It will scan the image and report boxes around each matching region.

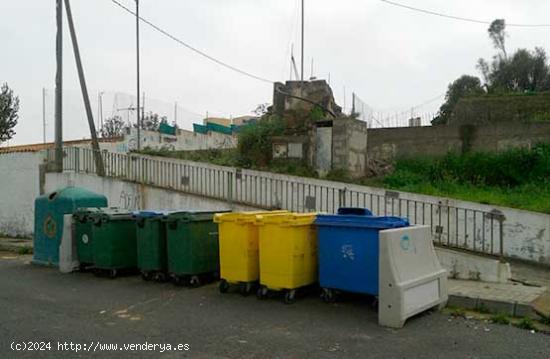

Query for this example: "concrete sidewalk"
[447,260,550,319]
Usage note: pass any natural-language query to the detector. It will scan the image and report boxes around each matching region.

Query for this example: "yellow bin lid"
[255,213,317,226]
[214,210,288,224]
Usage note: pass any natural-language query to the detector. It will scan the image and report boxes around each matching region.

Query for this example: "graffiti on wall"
[119,190,141,210]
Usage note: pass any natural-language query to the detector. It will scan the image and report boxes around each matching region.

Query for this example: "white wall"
[107,128,237,153]
[0,152,44,237]
[45,172,259,213]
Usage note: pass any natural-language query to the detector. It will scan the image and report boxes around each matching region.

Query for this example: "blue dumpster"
[316,213,409,301]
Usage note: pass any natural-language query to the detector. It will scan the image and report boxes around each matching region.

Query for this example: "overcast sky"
[2,0,550,145]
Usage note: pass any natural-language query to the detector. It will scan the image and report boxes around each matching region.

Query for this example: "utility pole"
[174,102,178,125]
[136,0,141,150]
[42,88,46,144]
[54,0,63,172]
[98,91,104,132]
[142,92,145,120]
[301,0,305,83]
[64,0,105,176]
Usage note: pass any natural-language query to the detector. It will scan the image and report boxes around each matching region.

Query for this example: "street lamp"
[135,0,141,150]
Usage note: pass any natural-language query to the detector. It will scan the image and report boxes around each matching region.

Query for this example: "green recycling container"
[164,211,221,286]
[33,187,107,266]
[73,208,104,269]
[134,211,169,281]
[91,209,137,278]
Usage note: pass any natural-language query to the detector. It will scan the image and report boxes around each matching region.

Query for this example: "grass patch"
[17,246,32,255]
[447,306,466,318]
[515,317,536,330]
[379,143,550,214]
[491,313,511,325]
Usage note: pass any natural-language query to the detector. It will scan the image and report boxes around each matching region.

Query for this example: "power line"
[379,0,550,28]
[110,0,275,84]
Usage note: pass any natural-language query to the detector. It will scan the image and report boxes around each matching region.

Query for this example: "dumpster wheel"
[141,271,153,281]
[219,279,230,293]
[240,282,254,297]
[284,290,297,305]
[256,286,269,300]
[189,276,201,288]
[154,272,168,283]
[108,269,118,279]
[321,288,336,303]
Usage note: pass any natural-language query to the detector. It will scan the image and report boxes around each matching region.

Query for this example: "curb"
[448,294,537,318]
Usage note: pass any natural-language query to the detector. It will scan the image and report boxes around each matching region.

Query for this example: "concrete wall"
[367,122,550,162]
[0,152,45,237]
[333,118,368,177]
[44,172,260,213]
[435,247,511,283]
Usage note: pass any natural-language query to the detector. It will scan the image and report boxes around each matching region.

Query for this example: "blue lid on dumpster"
[337,207,373,216]
[315,215,409,228]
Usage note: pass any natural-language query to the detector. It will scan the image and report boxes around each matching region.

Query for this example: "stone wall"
[272,80,342,117]
[367,122,550,163]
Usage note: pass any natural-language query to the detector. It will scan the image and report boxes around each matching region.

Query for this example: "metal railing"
[46,147,506,259]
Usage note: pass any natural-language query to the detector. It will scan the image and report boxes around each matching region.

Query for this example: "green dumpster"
[73,208,104,270]
[134,211,170,282]
[91,209,137,278]
[164,211,222,287]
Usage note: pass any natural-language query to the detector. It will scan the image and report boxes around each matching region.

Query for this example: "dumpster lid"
[132,210,188,219]
[337,207,373,216]
[163,210,230,222]
[214,210,288,223]
[73,207,105,221]
[38,186,108,212]
[255,213,316,226]
[91,208,134,221]
[315,215,409,229]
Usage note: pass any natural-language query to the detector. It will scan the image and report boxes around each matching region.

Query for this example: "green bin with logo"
[73,208,104,270]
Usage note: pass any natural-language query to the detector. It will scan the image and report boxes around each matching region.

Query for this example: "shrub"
[236,116,285,168]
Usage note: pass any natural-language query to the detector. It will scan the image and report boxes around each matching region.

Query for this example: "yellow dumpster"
[255,213,318,304]
[214,211,287,295]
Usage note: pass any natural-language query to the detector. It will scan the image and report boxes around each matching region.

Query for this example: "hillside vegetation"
[370,143,550,214]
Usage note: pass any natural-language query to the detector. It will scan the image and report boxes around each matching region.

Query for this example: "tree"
[479,47,550,93]
[135,111,166,131]
[100,115,126,138]
[432,75,485,125]
[0,83,20,143]
[488,19,507,60]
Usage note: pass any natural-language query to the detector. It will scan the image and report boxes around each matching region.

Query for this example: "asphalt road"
[1,253,549,359]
